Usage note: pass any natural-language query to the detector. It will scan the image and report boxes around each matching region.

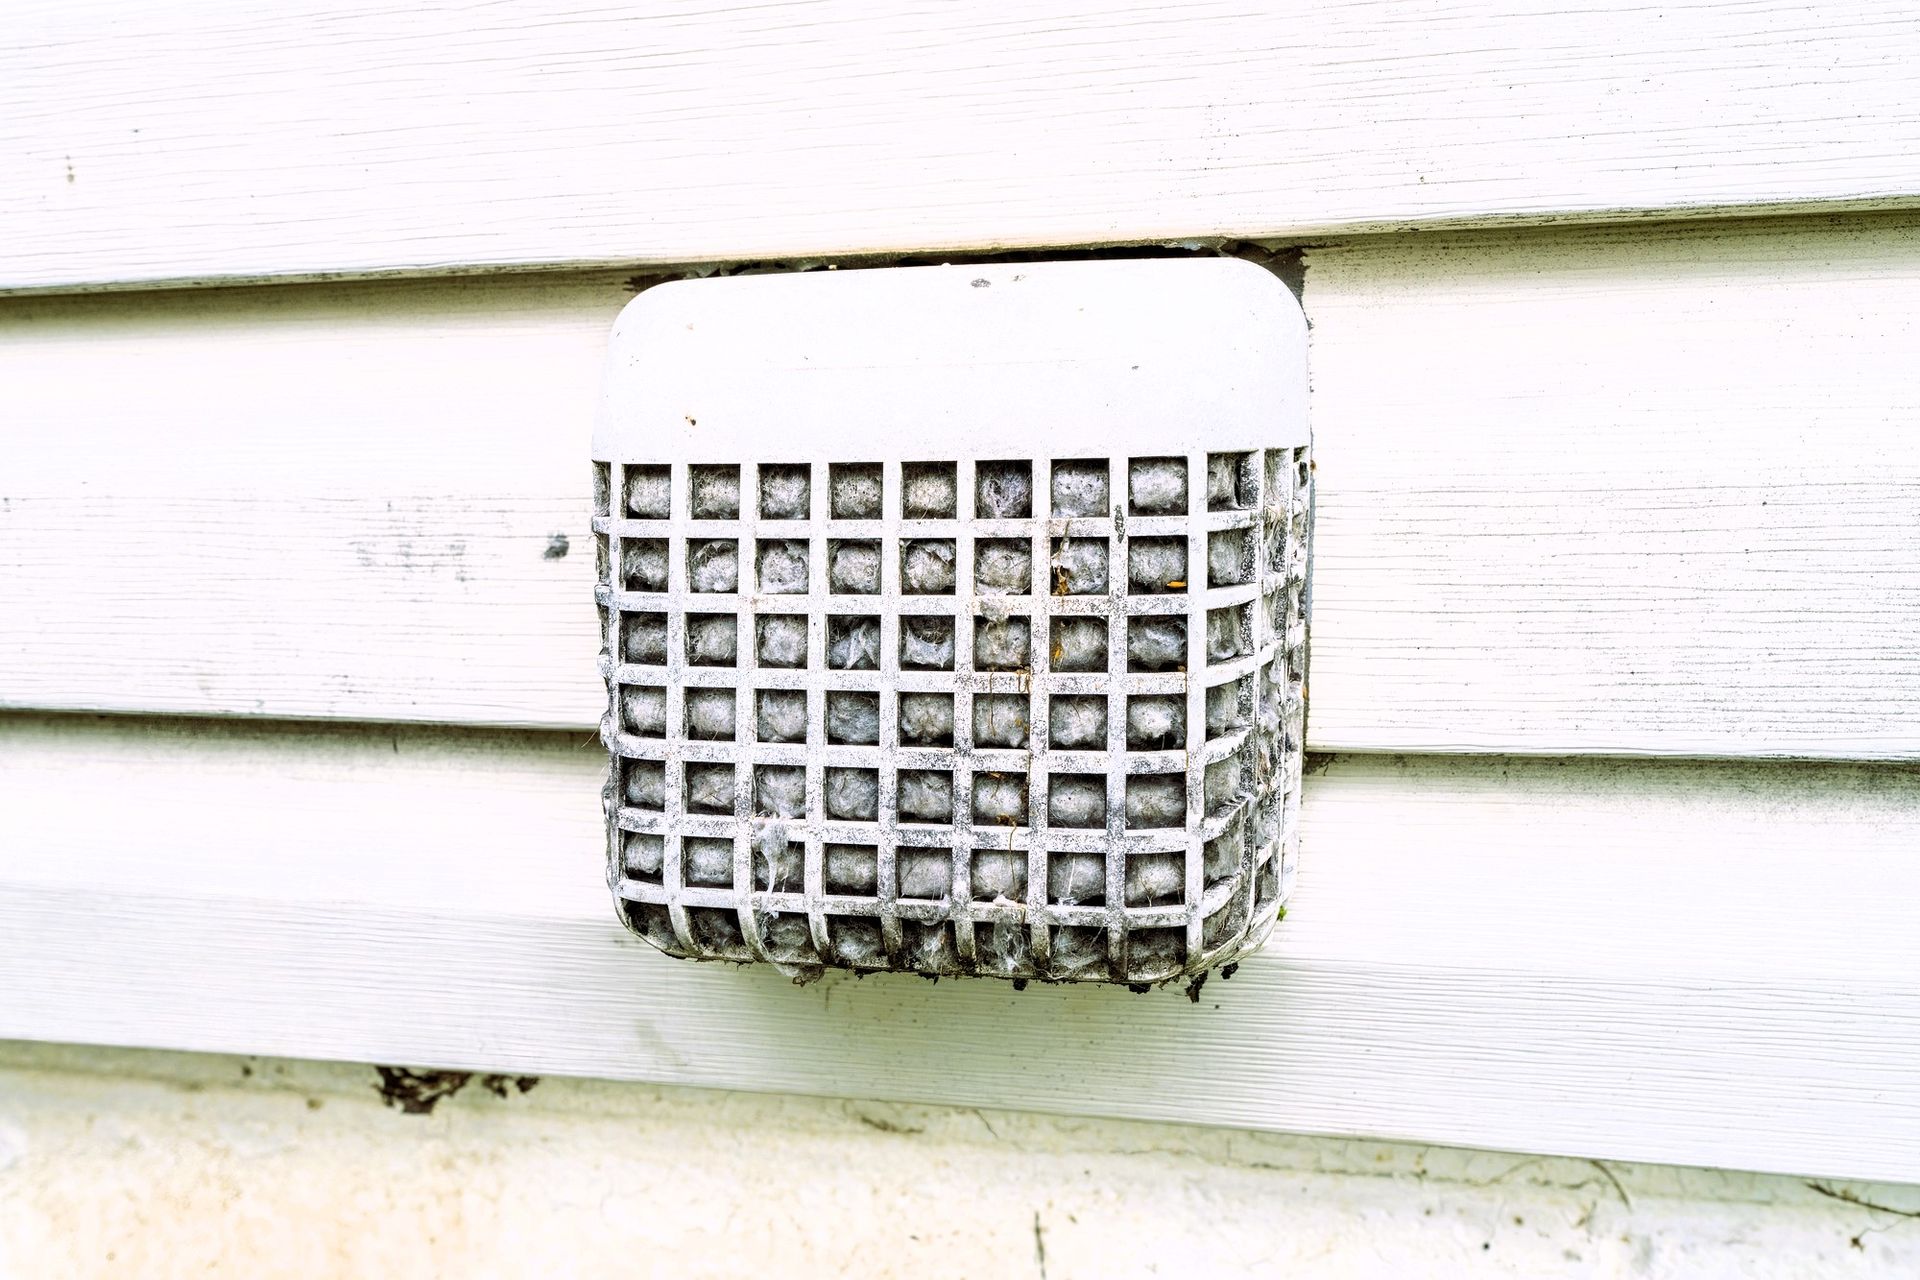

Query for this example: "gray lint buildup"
[597,449,1310,986]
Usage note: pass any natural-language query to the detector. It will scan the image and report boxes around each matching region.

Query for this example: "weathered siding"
[6,7,1920,1246]
[2,1041,1915,1279]
[6,215,1918,755]
[3,714,1918,1181]
[8,1,1920,291]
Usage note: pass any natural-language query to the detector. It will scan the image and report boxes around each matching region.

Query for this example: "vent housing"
[593,258,1309,985]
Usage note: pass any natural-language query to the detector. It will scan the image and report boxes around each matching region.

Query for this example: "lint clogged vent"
[592,257,1310,986]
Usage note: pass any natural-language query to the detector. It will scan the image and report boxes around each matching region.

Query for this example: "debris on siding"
[374,1067,540,1114]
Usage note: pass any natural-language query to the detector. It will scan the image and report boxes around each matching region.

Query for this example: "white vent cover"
[592,257,1310,986]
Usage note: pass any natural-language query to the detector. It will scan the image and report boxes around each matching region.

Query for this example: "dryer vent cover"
[592,258,1310,986]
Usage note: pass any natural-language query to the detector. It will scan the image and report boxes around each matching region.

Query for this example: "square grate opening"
[592,258,1309,986]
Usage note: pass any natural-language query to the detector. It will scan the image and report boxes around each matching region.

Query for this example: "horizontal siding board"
[3,713,1919,1181]
[4,218,1918,754]
[7,2,1920,291]
[0,274,616,727]
[1304,216,1920,755]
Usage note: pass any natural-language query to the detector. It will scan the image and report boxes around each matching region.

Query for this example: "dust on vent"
[591,257,1310,986]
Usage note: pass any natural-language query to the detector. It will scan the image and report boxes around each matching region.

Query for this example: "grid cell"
[1048,774,1106,827]
[687,540,738,593]
[975,460,1033,518]
[620,612,668,666]
[974,539,1032,594]
[1125,853,1185,906]
[827,691,881,745]
[754,765,807,818]
[1050,460,1109,517]
[756,539,810,593]
[685,614,737,666]
[1127,457,1187,514]
[825,768,879,822]
[827,616,881,670]
[689,465,741,519]
[1125,617,1184,672]
[1207,527,1252,587]
[1127,537,1186,594]
[755,839,804,893]
[1126,694,1184,748]
[828,540,882,594]
[902,462,958,518]
[1206,678,1249,737]
[1204,824,1245,888]
[905,922,961,973]
[758,464,811,519]
[828,918,885,967]
[900,616,956,670]
[623,832,664,880]
[1126,928,1187,974]
[897,850,952,900]
[1048,854,1105,907]
[899,770,955,824]
[624,465,670,518]
[824,845,879,896]
[625,903,679,954]
[1049,617,1106,672]
[763,914,818,963]
[684,687,737,741]
[900,693,956,746]
[1207,452,1254,511]
[1050,927,1107,976]
[973,695,1030,748]
[974,616,1031,671]
[972,772,1029,827]
[901,539,957,594]
[1206,604,1250,665]
[829,463,884,518]
[756,615,808,668]
[1048,696,1107,750]
[1126,774,1185,829]
[620,686,667,738]
[755,689,807,743]
[688,907,744,953]
[1204,758,1244,816]
[622,759,665,811]
[621,539,669,592]
[1048,538,1107,594]
[970,852,1026,902]
[685,765,736,816]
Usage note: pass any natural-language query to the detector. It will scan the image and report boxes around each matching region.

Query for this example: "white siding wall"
[5,2,1920,1263]
[4,713,1919,1182]
[8,1,1920,291]
[7,217,1918,753]
[3,214,1919,1186]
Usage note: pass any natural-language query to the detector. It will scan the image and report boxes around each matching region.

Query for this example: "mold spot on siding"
[375,1067,472,1114]
[374,1067,541,1113]
[482,1074,541,1099]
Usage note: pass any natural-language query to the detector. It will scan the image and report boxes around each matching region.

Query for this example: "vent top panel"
[594,257,1307,462]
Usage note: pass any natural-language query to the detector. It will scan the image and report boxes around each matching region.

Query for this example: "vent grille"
[594,449,1307,984]
[591,257,1309,986]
